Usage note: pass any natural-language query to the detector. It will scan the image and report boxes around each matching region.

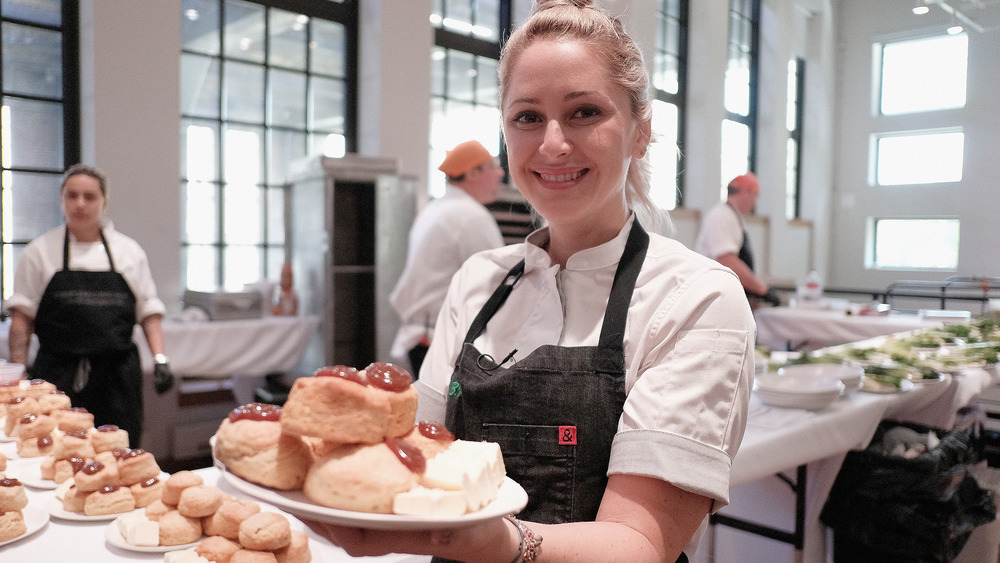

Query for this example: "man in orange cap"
[695,172,780,307]
[389,140,506,376]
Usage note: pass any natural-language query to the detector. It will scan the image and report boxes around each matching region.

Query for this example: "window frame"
[722,0,760,188]
[651,0,688,209]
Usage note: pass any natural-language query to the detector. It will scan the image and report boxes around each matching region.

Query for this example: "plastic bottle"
[801,269,823,301]
[273,263,299,316]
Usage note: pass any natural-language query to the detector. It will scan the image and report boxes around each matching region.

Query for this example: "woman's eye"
[574,106,602,119]
[511,111,541,125]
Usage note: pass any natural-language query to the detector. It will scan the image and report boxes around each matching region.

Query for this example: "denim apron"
[30,228,143,447]
[439,221,686,562]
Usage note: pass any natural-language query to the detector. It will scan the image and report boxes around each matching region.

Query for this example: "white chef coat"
[414,215,755,510]
[389,185,504,364]
[5,222,166,322]
[694,201,744,260]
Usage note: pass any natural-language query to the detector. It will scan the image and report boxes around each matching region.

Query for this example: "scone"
[195,535,242,562]
[118,448,161,485]
[237,511,291,551]
[159,509,203,546]
[51,429,96,460]
[177,484,225,518]
[61,483,88,513]
[84,484,136,516]
[19,378,56,399]
[4,396,38,435]
[16,434,55,458]
[144,498,172,521]
[0,509,27,542]
[280,367,393,444]
[273,529,311,563]
[130,476,166,508]
[91,424,130,452]
[36,390,72,414]
[203,497,261,540]
[0,477,28,512]
[303,441,417,513]
[52,407,95,432]
[162,471,204,505]
[363,362,419,438]
[214,415,312,490]
[12,412,56,439]
[74,460,121,493]
[230,550,278,563]
[53,456,88,484]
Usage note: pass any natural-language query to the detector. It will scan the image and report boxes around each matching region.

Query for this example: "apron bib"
[31,229,143,446]
[446,220,647,522]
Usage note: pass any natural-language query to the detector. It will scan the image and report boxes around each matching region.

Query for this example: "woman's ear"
[632,117,652,159]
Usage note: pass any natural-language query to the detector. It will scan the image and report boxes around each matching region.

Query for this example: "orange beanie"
[439,140,493,177]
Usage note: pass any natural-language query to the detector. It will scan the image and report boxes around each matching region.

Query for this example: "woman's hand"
[302,516,516,562]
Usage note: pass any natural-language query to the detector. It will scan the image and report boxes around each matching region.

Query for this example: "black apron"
[440,221,686,562]
[30,228,143,447]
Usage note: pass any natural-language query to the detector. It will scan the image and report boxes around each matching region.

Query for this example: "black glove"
[762,288,782,307]
[154,362,175,394]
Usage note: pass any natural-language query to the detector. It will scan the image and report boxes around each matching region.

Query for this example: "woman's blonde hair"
[499,0,664,231]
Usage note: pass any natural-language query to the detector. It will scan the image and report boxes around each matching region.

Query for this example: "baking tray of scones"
[213,363,528,530]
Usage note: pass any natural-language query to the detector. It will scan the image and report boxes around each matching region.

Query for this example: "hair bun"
[536,0,595,11]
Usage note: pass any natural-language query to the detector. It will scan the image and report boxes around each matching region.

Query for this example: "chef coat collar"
[522,214,636,272]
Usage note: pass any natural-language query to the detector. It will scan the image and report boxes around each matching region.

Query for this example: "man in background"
[390,140,506,376]
[695,172,780,308]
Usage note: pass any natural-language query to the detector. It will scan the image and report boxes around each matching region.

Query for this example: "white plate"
[777,363,864,391]
[221,469,528,530]
[0,505,49,547]
[755,373,845,395]
[46,497,131,522]
[0,417,15,443]
[754,387,842,410]
[104,520,200,553]
[6,457,56,490]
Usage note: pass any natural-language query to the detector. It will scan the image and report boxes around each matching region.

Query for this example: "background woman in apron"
[306,1,755,561]
[5,164,174,448]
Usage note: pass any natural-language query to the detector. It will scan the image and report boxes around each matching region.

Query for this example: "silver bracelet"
[504,514,542,563]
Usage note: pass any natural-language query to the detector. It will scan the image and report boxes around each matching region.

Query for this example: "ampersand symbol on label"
[558,425,577,445]
[448,381,462,398]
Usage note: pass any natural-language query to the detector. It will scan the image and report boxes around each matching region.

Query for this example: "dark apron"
[439,221,686,562]
[30,228,143,447]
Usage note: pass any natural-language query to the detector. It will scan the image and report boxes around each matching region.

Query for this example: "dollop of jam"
[314,365,366,385]
[66,429,88,440]
[82,462,105,475]
[111,448,132,460]
[49,389,67,395]
[0,381,19,388]
[68,457,87,474]
[364,362,413,392]
[6,396,27,405]
[18,413,37,425]
[124,449,147,459]
[0,478,22,487]
[97,424,119,432]
[99,485,119,494]
[384,437,426,474]
[418,420,455,442]
[37,435,53,448]
[228,402,282,423]
[139,477,159,488]
[68,407,89,413]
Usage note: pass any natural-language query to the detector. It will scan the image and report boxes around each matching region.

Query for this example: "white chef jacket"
[5,222,166,322]
[694,201,744,260]
[414,215,755,511]
[389,185,504,364]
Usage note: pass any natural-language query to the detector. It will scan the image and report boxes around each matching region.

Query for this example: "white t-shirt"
[5,222,166,322]
[389,185,504,363]
[414,216,755,511]
[694,201,744,260]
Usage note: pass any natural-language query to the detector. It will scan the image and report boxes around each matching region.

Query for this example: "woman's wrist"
[504,515,542,563]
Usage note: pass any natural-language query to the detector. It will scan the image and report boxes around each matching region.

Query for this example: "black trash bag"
[820,420,997,563]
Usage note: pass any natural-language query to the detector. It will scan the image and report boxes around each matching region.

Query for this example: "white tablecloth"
[0,457,429,563]
[0,316,320,378]
[754,306,943,350]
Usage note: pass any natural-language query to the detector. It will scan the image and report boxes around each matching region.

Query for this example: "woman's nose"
[539,120,570,158]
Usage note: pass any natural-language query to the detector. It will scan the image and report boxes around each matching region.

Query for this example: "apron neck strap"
[62,227,116,272]
[462,219,650,374]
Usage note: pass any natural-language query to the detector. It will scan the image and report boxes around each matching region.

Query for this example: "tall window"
[429,0,510,198]
[721,0,759,194]
[868,32,967,271]
[649,0,687,210]
[0,1,79,301]
[785,57,804,220]
[180,0,357,291]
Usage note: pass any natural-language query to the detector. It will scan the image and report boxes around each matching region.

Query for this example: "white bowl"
[0,363,24,384]
[754,373,845,410]
[777,363,864,393]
